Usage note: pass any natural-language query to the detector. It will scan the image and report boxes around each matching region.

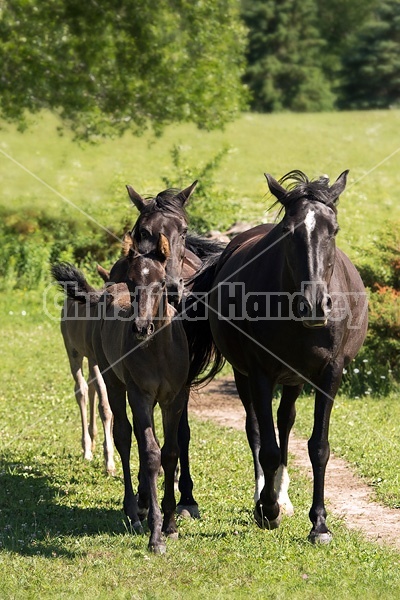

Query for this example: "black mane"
[271,170,337,217]
[141,188,188,219]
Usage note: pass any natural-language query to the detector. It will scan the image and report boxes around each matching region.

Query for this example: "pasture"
[1,110,400,597]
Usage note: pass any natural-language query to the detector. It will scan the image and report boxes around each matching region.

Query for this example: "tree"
[339,0,400,109]
[241,0,335,113]
[315,0,377,83]
[0,0,247,138]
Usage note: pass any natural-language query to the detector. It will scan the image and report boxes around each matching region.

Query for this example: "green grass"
[1,110,400,256]
[1,290,400,599]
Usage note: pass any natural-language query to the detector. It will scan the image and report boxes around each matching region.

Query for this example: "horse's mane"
[141,188,189,219]
[271,170,337,218]
[185,231,226,259]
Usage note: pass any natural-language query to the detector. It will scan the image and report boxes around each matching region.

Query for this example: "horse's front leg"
[249,370,281,529]
[176,391,200,519]
[308,362,342,544]
[106,377,142,532]
[275,384,303,516]
[129,390,164,554]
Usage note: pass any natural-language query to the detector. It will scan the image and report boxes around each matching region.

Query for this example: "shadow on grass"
[0,459,131,558]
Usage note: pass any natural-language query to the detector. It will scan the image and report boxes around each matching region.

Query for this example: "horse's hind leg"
[176,392,200,519]
[275,384,302,516]
[248,369,281,530]
[161,389,187,538]
[88,379,98,453]
[234,369,264,504]
[90,363,116,476]
[68,352,92,461]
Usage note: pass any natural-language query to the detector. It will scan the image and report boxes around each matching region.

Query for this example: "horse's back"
[60,298,99,359]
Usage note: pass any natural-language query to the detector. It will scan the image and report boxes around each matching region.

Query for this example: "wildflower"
[354,368,360,374]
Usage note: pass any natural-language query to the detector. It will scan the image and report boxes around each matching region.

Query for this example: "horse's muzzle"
[133,321,155,339]
[296,294,331,328]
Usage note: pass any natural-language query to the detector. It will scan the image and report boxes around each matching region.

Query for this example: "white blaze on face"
[304,209,316,241]
[141,267,150,276]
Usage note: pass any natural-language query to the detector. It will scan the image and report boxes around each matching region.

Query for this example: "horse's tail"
[182,256,226,387]
[51,262,102,304]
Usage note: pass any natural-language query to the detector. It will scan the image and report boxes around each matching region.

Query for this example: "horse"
[187,170,368,543]
[51,262,116,475]
[124,183,226,517]
[56,233,189,554]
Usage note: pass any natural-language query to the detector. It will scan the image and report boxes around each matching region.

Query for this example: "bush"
[345,221,400,395]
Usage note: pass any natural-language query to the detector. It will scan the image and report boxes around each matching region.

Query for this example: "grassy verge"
[1,290,400,599]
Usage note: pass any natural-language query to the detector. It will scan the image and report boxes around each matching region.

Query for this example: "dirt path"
[189,377,400,551]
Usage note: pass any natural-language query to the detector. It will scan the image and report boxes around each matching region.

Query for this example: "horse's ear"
[126,185,146,211]
[157,233,171,261]
[176,180,198,206]
[97,264,110,283]
[122,231,138,257]
[264,173,287,204]
[329,170,349,203]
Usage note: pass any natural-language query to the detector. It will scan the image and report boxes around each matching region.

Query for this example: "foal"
[95,234,189,553]
[51,263,116,475]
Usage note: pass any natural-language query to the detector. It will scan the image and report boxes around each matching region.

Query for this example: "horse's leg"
[106,376,141,532]
[275,384,302,516]
[160,388,186,538]
[308,362,342,544]
[128,389,165,554]
[67,351,92,461]
[89,362,116,476]
[234,369,264,504]
[88,379,97,453]
[249,369,281,529]
[176,390,200,519]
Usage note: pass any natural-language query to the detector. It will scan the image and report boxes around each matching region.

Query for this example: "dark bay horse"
[188,170,368,543]
[124,183,226,517]
[57,234,189,554]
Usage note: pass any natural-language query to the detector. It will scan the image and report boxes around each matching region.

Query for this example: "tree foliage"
[339,0,400,109]
[241,0,335,113]
[0,0,247,138]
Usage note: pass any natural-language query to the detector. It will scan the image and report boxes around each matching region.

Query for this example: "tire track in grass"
[189,377,400,551]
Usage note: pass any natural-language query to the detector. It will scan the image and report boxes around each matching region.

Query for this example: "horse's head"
[266,170,348,328]
[126,181,197,306]
[109,233,170,339]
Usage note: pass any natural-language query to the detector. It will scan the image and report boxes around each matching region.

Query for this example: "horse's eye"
[181,230,187,239]
[140,229,150,240]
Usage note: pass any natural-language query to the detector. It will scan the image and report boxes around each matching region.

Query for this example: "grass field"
[1,110,400,597]
[0,291,400,599]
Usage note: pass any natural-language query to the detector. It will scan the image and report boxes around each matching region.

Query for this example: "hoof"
[106,467,117,477]
[308,530,333,545]
[254,505,281,530]
[130,520,144,535]
[138,506,149,522]
[167,531,179,540]
[149,542,166,555]
[176,504,200,519]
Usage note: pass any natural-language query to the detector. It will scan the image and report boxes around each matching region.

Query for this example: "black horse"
[187,170,368,543]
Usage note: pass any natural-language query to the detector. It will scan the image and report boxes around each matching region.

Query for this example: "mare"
[57,234,189,554]
[187,170,368,543]
[51,263,116,475]
[123,183,226,517]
